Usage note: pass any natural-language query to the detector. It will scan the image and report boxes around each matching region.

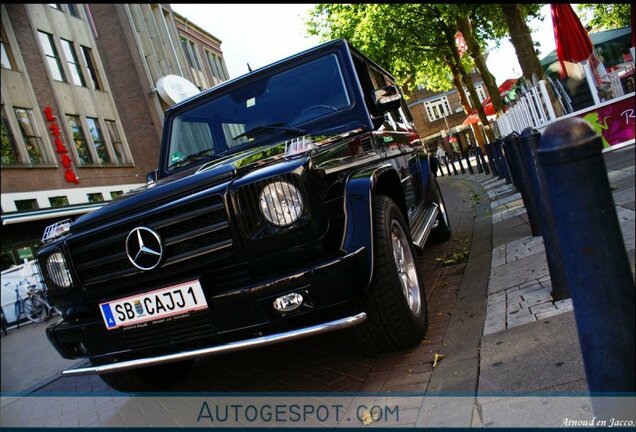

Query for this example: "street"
[1,144,634,428]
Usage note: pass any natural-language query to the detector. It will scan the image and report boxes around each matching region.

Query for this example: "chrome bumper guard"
[62,312,367,376]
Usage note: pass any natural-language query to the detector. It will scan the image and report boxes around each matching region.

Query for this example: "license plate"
[99,280,208,330]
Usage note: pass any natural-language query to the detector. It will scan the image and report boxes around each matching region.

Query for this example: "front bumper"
[47,246,369,371]
[63,312,366,376]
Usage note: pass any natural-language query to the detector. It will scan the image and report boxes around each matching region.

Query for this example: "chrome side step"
[412,203,439,249]
[62,313,367,376]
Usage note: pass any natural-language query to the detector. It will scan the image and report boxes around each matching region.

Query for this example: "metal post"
[450,156,458,175]
[503,133,542,236]
[485,143,499,177]
[498,139,514,185]
[537,117,634,393]
[464,151,474,174]
[478,147,490,175]
[456,153,466,174]
[519,128,569,299]
[475,150,484,174]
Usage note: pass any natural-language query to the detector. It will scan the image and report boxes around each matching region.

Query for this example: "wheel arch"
[340,163,409,290]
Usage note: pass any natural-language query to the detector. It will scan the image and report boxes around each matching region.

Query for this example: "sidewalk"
[466,143,635,426]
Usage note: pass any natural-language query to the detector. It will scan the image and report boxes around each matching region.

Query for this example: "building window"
[13,108,45,165]
[15,199,39,211]
[424,97,452,122]
[60,39,85,87]
[66,115,92,165]
[181,36,201,71]
[87,192,104,203]
[105,120,127,164]
[37,31,66,82]
[205,49,228,84]
[1,107,23,165]
[48,4,62,10]
[475,85,488,103]
[1,22,17,70]
[67,4,80,18]
[86,117,111,164]
[81,46,102,90]
[110,190,123,199]
[49,196,69,207]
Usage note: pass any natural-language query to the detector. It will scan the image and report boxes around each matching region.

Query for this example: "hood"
[70,123,368,232]
[71,144,291,232]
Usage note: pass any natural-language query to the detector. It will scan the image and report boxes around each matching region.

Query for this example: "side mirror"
[146,169,158,184]
[373,85,402,112]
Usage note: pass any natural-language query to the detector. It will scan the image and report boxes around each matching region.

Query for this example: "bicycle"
[16,278,58,323]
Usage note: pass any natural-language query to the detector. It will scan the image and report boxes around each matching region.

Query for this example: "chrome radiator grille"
[68,194,233,292]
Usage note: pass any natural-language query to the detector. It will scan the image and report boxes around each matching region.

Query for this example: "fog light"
[273,293,304,312]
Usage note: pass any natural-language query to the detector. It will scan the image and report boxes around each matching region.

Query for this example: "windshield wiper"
[232,123,306,141]
[168,148,216,169]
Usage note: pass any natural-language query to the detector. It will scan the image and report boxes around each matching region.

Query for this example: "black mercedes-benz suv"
[36,39,451,392]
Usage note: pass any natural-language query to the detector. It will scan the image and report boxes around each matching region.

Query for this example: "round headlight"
[46,252,72,288]
[259,181,304,227]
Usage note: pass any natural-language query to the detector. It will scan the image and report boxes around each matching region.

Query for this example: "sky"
[170,3,558,87]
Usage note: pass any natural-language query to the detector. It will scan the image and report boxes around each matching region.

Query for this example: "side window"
[352,55,395,130]
[368,66,409,131]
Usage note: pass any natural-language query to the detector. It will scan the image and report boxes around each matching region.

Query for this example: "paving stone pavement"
[469,144,635,337]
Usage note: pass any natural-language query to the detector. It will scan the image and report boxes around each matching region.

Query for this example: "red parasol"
[550,3,600,104]
[551,4,593,78]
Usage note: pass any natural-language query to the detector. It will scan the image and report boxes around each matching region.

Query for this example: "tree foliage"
[575,4,632,31]
[306,3,470,92]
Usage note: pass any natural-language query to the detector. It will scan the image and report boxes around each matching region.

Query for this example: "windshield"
[166,54,352,171]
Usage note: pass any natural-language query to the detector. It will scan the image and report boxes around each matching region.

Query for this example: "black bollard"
[502,134,522,188]
[477,147,490,175]
[485,143,499,177]
[491,141,505,179]
[450,156,458,175]
[475,150,484,174]
[505,132,543,237]
[457,153,466,174]
[444,157,452,176]
[477,149,490,174]
[498,139,513,185]
[537,118,634,395]
[519,128,569,299]
[464,151,474,174]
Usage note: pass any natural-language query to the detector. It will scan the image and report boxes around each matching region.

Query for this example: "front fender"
[340,163,394,289]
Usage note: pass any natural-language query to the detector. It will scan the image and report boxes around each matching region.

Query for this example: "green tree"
[500,3,565,117]
[306,3,498,145]
[576,4,632,30]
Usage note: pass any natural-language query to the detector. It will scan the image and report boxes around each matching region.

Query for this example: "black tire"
[353,195,428,353]
[23,298,48,323]
[96,359,193,393]
[428,177,452,243]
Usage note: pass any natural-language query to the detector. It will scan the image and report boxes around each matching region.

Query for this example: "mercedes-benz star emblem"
[126,227,163,271]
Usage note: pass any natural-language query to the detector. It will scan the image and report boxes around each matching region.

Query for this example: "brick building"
[406,69,490,156]
[0,4,229,270]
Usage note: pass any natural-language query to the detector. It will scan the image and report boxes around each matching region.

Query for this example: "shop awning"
[1,203,105,225]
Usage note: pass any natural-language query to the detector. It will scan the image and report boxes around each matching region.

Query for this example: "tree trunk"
[457,15,505,115]
[448,61,488,148]
[501,3,565,117]
[443,24,495,146]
